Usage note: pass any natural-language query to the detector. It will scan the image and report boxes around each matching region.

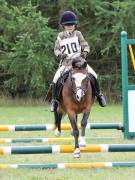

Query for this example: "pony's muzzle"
[76,89,85,101]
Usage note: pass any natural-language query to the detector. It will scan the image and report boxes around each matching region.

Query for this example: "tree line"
[0,0,135,102]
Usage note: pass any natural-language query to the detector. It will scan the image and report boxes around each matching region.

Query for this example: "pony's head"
[70,57,89,101]
[71,68,90,102]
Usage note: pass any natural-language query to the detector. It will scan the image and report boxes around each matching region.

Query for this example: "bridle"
[71,71,89,97]
[72,85,87,96]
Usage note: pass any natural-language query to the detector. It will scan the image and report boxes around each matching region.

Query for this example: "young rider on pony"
[51,11,106,112]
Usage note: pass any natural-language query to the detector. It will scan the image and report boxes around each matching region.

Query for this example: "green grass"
[0,104,135,180]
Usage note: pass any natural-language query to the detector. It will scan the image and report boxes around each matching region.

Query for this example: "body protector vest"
[59,34,81,64]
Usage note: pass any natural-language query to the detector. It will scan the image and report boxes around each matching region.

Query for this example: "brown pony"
[54,60,95,158]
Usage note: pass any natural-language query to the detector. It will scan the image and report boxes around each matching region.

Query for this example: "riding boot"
[50,83,59,112]
[90,75,107,107]
[97,93,107,107]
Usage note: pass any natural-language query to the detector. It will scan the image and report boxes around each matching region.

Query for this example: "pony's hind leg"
[69,114,80,158]
[79,112,90,149]
[54,111,63,137]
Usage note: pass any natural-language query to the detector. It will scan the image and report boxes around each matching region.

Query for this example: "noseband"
[72,85,87,95]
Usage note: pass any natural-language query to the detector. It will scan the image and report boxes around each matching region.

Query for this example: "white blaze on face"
[72,73,86,101]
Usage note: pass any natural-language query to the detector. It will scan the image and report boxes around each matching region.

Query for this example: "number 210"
[61,42,78,54]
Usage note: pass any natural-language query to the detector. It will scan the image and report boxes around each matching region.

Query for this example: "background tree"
[0,0,135,102]
[0,1,57,97]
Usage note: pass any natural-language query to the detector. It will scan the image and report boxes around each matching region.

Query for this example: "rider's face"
[64,24,75,33]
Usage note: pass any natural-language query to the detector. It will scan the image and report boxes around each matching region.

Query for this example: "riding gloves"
[81,51,88,59]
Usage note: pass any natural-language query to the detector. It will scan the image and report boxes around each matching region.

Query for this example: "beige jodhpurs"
[53,65,97,83]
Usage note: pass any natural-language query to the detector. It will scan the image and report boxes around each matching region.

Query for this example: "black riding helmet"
[60,11,78,25]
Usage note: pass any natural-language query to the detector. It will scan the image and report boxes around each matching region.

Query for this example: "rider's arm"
[54,37,61,57]
[76,31,90,53]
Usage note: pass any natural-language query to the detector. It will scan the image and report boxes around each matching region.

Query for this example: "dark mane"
[72,57,87,69]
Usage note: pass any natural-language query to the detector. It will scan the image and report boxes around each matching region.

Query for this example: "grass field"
[0,103,135,180]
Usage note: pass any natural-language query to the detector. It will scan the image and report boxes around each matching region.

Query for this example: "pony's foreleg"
[79,112,90,149]
[69,115,80,158]
[70,115,78,136]
[54,111,62,137]
[76,115,78,123]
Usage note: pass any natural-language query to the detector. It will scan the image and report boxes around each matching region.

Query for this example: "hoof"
[54,129,61,137]
[74,148,81,158]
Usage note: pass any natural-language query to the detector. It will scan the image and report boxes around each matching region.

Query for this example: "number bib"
[60,36,81,58]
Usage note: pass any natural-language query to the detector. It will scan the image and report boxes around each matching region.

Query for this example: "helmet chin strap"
[65,29,76,34]
[66,31,73,35]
